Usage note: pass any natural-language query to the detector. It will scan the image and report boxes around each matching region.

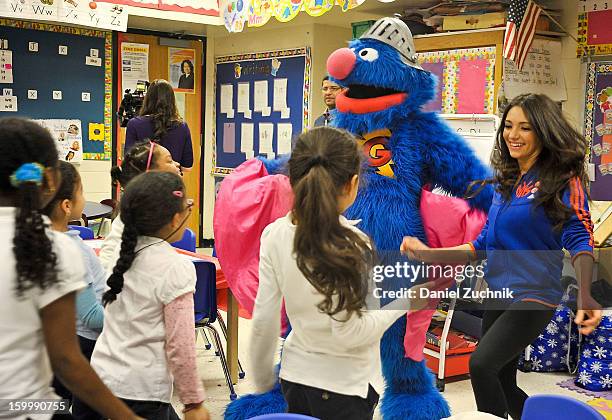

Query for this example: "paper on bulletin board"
[237,82,251,118]
[223,122,236,153]
[0,50,13,84]
[0,95,17,112]
[240,123,254,157]
[273,78,288,112]
[34,119,83,163]
[259,122,274,154]
[254,80,270,114]
[504,38,567,102]
[121,43,149,94]
[221,84,235,118]
[277,123,292,155]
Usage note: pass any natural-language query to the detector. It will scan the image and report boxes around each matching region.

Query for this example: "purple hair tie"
[173,190,184,197]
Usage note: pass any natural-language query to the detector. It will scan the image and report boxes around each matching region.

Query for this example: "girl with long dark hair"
[401,94,602,419]
[85,172,209,420]
[124,79,194,171]
[0,117,138,420]
[249,127,426,420]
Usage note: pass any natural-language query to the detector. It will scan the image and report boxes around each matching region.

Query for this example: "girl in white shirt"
[250,127,421,420]
[86,172,209,420]
[0,117,138,420]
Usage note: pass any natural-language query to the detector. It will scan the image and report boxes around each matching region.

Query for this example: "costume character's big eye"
[358,48,379,62]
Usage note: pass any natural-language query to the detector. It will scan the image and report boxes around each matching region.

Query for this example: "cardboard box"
[442,12,505,31]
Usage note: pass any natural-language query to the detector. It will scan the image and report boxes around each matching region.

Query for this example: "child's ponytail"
[13,168,58,296]
[0,118,61,296]
[289,127,373,319]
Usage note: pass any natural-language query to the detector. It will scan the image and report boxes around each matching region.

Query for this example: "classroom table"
[85,241,241,384]
[83,201,113,221]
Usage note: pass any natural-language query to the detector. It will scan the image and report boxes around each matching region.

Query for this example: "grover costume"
[220,17,493,420]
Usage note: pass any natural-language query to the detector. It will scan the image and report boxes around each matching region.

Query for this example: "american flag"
[503,0,542,70]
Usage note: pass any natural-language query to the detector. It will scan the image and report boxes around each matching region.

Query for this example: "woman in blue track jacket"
[401,94,603,419]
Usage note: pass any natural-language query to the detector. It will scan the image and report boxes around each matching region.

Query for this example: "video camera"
[117,80,149,127]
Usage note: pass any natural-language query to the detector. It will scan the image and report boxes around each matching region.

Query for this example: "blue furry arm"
[258,154,290,175]
[422,117,493,211]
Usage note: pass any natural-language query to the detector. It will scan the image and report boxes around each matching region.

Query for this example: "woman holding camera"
[125,79,193,172]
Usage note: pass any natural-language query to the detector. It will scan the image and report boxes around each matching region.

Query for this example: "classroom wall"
[79,161,112,203]
[201,22,352,238]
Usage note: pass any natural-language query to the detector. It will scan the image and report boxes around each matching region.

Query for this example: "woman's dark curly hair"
[103,171,186,306]
[139,79,182,144]
[492,94,588,229]
[289,127,373,320]
[0,117,59,296]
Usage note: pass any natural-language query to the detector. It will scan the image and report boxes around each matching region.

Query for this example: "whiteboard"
[439,113,500,166]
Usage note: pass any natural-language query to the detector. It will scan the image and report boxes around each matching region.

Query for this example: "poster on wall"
[584,61,612,200]
[34,119,83,163]
[169,48,196,94]
[577,1,612,57]
[121,43,149,94]
[504,38,567,102]
[416,47,496,114]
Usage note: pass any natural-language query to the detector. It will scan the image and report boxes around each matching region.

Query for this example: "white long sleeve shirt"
[249,213,407,399]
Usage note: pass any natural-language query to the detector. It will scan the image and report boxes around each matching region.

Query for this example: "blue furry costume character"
[224,17,492,420]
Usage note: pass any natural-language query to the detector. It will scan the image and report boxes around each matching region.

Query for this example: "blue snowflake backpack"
[518,286,580,373]
[575,313,612,392]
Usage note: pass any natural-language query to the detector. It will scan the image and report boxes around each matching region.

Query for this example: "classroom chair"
[69,225,95,240]
[171,228,196,252]
[521,394,605,420]
[247,414,319,420]
[68,212,88,227]
[193,260,238,400]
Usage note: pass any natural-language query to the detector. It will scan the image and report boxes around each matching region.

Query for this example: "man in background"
[313,76,343,127]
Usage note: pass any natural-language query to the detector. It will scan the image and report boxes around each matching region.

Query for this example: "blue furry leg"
[224,382,287,420]
[380,318,450,420]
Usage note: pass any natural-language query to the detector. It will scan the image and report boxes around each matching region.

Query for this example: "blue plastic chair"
[193,260,238,401]
[247,414,319,420]
[171,228,196,252]
[69,225,95,240]
[522,394,604,420]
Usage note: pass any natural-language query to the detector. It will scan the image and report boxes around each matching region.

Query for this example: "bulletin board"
[416,46,496,115]
[0,19,112,160]
[577,1,612,57]
[213,47,311,175]
[584,61,612,201]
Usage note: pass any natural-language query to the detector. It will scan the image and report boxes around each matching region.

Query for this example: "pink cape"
[404,188,486,361]
[214,160,486,359]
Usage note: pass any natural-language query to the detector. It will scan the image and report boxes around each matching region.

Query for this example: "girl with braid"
[82,172,209,420]
[0,117,139,420]
[99,140,180,273]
